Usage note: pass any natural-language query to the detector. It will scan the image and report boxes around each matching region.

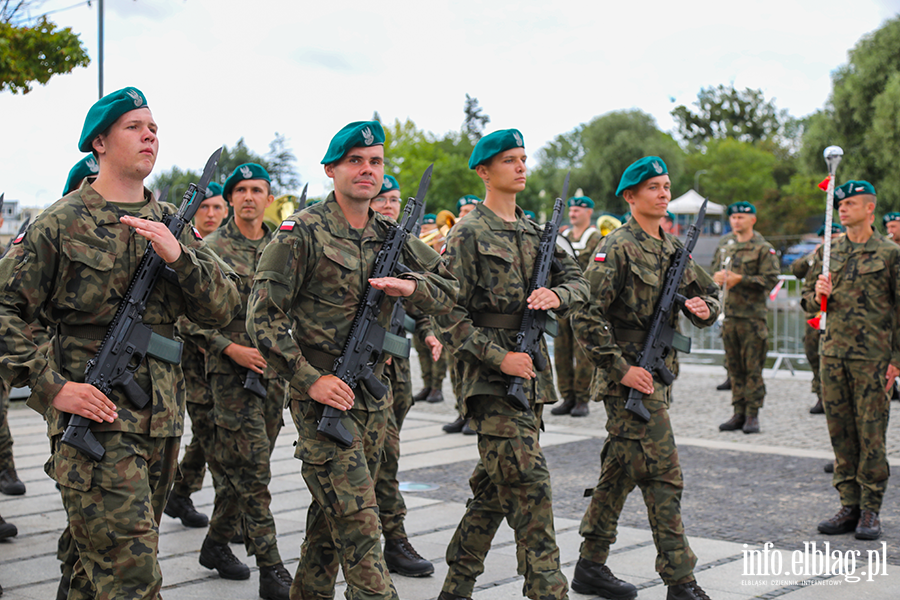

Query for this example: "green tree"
[685,139,777,207]
[672,84,787,149]
[265,132,301,194]
[462,94,490,144]
[1,1,90,94]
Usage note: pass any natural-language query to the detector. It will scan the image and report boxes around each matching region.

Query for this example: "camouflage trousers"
[450,355,465,417]
[821,356,891,512]
[376,357,413,539]
[803,323,822,399]
[553,316,593,405]
[722,317,768,416]
[443,400,568,600]
[49,431,180,600]
[291,400,398,600]
[0,382,13,471]
[413,334,447,389]
[172,398,214,497]
[206,373,284,565]
[580,393,697,586]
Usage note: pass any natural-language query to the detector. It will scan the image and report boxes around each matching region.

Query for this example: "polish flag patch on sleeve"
[12,230,26,245]
[279,220,296,231]
[192,226,202,241]
[594,252,607,262]
[769,248,776,254]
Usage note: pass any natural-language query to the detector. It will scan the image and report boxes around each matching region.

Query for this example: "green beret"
[621,211,631,222]
[321,121,385,165]
[306,198,322,206]
[817,223,845,236]
[63,155,100,196]
[423,213,437,225]
[882,212,900,226]
[380,175,399,195]
[664,211,675,221]
[834,180,876,208]
[615,156,668,197]
[78,87,149,152]
[223,163,271,199]
[468,129,525,169]
[457,194,481,210]
[524,210,536,219]
[727,201,756,216]
[568,196,594,209]
[205,182,224,199]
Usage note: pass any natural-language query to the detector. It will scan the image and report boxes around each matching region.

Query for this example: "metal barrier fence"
[681,275,810,373]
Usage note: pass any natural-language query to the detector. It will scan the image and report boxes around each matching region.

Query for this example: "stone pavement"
[2,362,899,599]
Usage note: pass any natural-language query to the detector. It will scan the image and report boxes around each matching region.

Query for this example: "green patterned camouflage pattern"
[413,332,447,388]
[171,328,214,497]
[722,318,768,416]
[376,355,413,539]
[0,381,11,471]
[442,402,568,600]
[791,251,822,397]
[711,231,780,320]
[553,315,593,405]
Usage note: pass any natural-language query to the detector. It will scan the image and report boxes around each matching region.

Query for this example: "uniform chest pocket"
[306,244,361,306]
[856,258,887,297]
[629,261,660,287]
[54,238,117,310]
[476,240,517,290]
[734,253,759,274]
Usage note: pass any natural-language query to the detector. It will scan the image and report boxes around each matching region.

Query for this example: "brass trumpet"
[420,210,457,249]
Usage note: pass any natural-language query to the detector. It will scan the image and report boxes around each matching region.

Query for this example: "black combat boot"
[809,399,824,414]
[667,579,711,600]
[413,387,432,403]
[426,388,445,403]
[438,591,471,600]
[571,402,590,417]
[817,505,860,535]
[718,413,745,431]
[443,416,467,433]
[716,377,731,391]
[742,415,760,434]
[259,562,293,600]
[0,515,17,540]
[0,468,25,495]
[824,462,834,473]
[384,537,435,577]
[571,557,637,599]
[550,397,575,415]
[855,510,882,540]
[164,493,209,528]
[462,420,476,435]
[199,536,250,580]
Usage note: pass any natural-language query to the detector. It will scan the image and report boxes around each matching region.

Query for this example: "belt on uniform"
[299,343,386,379]
[613,326,691,353]
[471,311,559,337]
[221,319,248,334]
[59,322,183,364]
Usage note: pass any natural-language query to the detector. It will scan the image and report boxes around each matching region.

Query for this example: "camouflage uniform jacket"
[182,216,282,380]
[0,181,240,437]
[563,226,603,272]
[246,193,458,411]
[434,202,588,404]
[572,219,719,404]
[791,249,818,318]
[801,231,900,363]
[711,231,779,319]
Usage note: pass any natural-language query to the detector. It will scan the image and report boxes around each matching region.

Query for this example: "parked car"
[780,239,820,270]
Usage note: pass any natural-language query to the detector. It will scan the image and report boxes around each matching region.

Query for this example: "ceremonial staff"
[808,146,843,331]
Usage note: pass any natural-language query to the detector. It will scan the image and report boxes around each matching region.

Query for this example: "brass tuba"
[596,214,622,236]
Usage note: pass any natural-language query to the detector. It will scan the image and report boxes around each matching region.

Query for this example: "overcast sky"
[2,0,898,206]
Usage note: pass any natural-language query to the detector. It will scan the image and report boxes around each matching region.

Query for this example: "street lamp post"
[694,169,708,196]
[98,0,104,98]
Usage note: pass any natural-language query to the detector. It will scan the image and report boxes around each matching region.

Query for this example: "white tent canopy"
[668,189,724,215]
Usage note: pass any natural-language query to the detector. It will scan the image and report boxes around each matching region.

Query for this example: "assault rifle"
[61,148,224,460]
[316,165,432,447]
[506,173,569,411]
[624,198,708,422]
[244,370,267,399]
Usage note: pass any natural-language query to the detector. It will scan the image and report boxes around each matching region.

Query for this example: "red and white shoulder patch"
[769,248,776,254]
[279,220,296,231]
[192,226,202,241]
[594,252,606,262]
[12,230,26,245]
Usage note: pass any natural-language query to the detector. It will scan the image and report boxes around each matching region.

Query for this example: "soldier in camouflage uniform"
[552,196,602,418]
[165,182,229,531]
[791,224,844,415]
[0,87,240,600]
[370,175,437,577]
[246,121,457,600]
[412,211,449,404]
[571,157,719,600]
[803,180,900,541]
[435,129,588,600]
[883,212,900,243]
[713,202,780,434]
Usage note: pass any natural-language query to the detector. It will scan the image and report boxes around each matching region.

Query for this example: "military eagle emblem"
[652,161,663,174]
[362,127,375,146]
[240,166,253,179]
[86,157,99,173]
[126,89,143,107]
[513,131,523,147]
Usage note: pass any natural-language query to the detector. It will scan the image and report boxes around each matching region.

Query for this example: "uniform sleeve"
[570,238,631,384]
[711,238,726,272]
[890,248,900,369]
[791,253,811,279]
[801,248,823,313]
[680,259,721,328]
[549,245,589,316]
[738,243,780,292]
[170,230,241,329]
[395,236,459,318]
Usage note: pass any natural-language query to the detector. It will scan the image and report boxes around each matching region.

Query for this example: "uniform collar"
[836,229,885,253]
[220,215,272,243]
[474,202,531,232]
[78,179,157,226]
[321,191,386,241]
[625,217,676,254]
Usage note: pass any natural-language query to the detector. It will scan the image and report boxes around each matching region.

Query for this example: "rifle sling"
[221,319,248,334]
[59,323,182,364]
[383,332,411,360]
[472,312,559,337]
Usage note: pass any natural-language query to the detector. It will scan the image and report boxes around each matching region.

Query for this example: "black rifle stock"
[506,174,569,411]
[244,370,267,399]
[316,165,432,448]
[624,199,708,422]
[60,148,223,460]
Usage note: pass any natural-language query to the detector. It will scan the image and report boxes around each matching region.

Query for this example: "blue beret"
[380,175,400,195]
[615,156,668,196]
[321,121,385,165]
[423,213,437,225]
[63,155,100,196]
[834,180,876,209]
[727,201,756,216]
[468,129,525,169]
[223,163,271,199]
[205,182,224,199]
[882,212,900,226]
[568,196,594,209]
[78,87,149,152]
[817,222,845,236]
[457,194,481,210]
